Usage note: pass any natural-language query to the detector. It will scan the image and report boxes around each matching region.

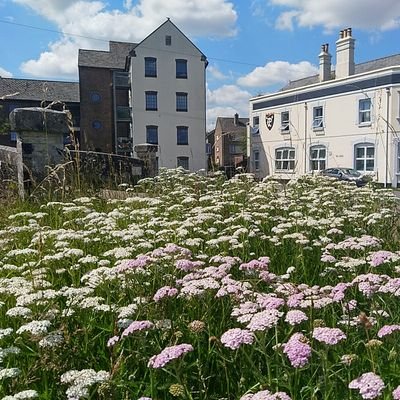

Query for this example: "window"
[177,126,188,145]
[397,142,400,172]
[359,98,371,124]
[114,71,130,87]
[92,120,102,129]
[145,91,158,111]
[176,59,188,79]
[90,92,101,103]
[145,57,157,77]
[281,111,290,133]
[229,144,242,154]
[313,106,324,129]
[355,143,374,172]
[165,35,172,46]
[146,125,158,145]
[253,150,260,171]
[116,106,131,121]
[176,92,188,112]
[310,145,327,171]
[275,147,295,171]
[177,156,189,170]
[252,116,260,135]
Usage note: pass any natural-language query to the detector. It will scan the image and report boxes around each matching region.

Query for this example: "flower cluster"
[148,344,194,369]
[220,328,255,350]
[348,372,385,399]
[283,333,312,368]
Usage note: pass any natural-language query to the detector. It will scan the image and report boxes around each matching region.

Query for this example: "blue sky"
[1,0,400,129]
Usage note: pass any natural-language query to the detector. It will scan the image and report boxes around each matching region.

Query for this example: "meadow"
[1,168,400,399]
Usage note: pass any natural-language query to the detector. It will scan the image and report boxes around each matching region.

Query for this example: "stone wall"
[0,142,24,199]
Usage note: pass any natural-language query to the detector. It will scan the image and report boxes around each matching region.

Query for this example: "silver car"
[320,168,368,187]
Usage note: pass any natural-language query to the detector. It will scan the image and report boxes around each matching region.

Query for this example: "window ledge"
[358,122,372,127]
[313,127,324,132]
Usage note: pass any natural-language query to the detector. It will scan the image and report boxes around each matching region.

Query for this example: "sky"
[1,0,400,130]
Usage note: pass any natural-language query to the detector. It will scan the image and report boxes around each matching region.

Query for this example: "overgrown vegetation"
[0,170,400,399]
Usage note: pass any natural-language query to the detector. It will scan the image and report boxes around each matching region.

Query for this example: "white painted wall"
[250,67,400,186]
[130,20,207,172]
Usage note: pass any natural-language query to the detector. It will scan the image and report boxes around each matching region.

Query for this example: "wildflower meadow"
[1,169,400,399]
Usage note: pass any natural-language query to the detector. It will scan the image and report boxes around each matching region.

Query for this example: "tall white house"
[249,28,400,187]
[129,19,208,172]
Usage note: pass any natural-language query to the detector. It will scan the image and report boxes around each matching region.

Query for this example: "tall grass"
[0,169,399,399]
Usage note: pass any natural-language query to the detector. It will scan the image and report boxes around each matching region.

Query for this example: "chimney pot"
[340,30,344,39]
[234,113,239,126]
[347,27,352,37]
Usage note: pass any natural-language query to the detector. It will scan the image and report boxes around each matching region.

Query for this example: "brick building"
[78,41,136,155]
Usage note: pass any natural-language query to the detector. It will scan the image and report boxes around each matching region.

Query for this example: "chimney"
[234,113,239,126]
[335,27,355,79]
[319,43,332,82]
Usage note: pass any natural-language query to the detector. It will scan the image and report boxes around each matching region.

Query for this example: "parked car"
[320,167,369,187]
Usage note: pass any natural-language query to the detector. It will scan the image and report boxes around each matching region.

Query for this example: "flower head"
[283,333,312,368]
[220,328,255,350]
[312,327,346,345]
[148,343,193,369]
[348,372,384,399]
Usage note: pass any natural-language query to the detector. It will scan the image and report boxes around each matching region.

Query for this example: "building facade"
[212,113,248,175]
[249,28,400,187]
[128,19,207,172]
[78,41,136,155]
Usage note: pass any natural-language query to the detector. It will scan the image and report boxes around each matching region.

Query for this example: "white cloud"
[207,84,251,130]
[13,0,238,79]
[237,60,318,88]
[269,0,400,31]
[0,67,13,78]
[207,65,228,80]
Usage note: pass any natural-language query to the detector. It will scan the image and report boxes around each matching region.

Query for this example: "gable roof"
[217,117,249,133]
[0,77,79,103]
[281,53,400,91]
[131,18,206,60]
[79,41,137,69]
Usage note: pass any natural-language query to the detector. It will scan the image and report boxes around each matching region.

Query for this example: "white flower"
[16,320,51,336]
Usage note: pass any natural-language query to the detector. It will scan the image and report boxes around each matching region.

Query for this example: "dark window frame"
[176,92,188,112]
[177,126,189,145]
[145,91,158,111]
[144,57,157,78]
[176,59,188,79]
[146,125,158,145]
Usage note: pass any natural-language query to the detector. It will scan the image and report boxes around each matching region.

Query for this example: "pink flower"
[370,250,396,267]
[220,328,254,350]
[392,385,400,400]
[349,372,385,399]
[121,320,154,337]
[148,343,193,369]
[107,335,120,347]
[377,324,400,338]
[175,259,204,271]
[240,389,292,399]
[283,333,311,368]
[285,310,308,326]
[246,309,283,332]
[239,257,270,272]
[153,286,178,302]
[312,327,346,345]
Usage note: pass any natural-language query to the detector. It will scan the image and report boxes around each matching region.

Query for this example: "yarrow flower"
[348,372,385,399]
[393,385,400,400]
[285,310,308,326]
[246,309,283,331]
[153,286,179,302]
[312,327,346,345]
[107,335,120,347]
[283,333,312,368]
[148,343,193,368]
[121,320,154,337]
[377,324,400,338]
[240,389,292,399]
[1,389,39,399]
[220,328,255,350]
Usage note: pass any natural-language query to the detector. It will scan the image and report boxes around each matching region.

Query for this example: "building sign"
[265,113,274,130]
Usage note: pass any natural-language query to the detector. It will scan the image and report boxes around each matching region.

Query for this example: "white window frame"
[354,143,375,172]
[275,147,296,172]
[309,145,327,172]
[312,106,324,130]
[358,98,372,125]
[280,111,290,133]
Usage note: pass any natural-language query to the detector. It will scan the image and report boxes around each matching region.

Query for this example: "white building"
[249,28,400,187]
[129,19,208,172]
